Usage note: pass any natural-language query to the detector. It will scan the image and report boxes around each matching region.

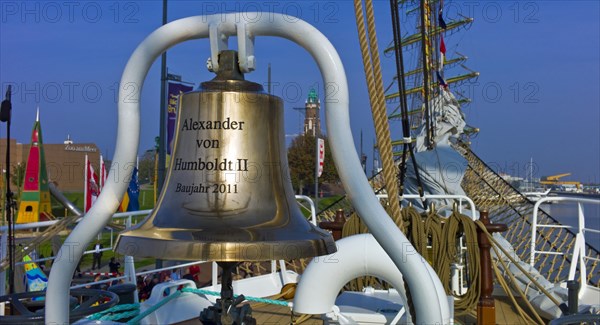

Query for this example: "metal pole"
[6,122,14,297]
[155,0,168,270]
[314,107,320,211]
[1,86,14,296]
[268,63,272,94]
[157,0,168,193]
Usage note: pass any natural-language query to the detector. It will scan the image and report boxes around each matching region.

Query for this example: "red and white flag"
[317,138,325,178]
[439,35,447,70]
[99,155,107,190]
[84,154,100,212]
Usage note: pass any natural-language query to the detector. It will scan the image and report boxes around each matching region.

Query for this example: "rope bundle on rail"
[341,203,481,315]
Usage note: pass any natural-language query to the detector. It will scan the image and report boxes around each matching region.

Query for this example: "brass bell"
[116,51,336,261]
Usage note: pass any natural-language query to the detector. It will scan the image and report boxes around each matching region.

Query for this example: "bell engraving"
[116,51,336,261]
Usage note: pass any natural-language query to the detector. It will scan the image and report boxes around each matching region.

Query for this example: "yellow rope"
[353,0,402,226]
[475,220,562,308]
[491,257,543,324]
[438,209,480,315]
[423,206,444,267]
[402,206,427,254]
[292,313,312,324]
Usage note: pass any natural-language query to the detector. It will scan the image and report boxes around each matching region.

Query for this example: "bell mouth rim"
[116,232,337,262]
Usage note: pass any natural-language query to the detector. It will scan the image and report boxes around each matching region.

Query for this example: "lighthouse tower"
[303,88,321,136]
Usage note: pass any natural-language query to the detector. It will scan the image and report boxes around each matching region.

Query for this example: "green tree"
[287,134,338,194]
[11,162,25,198]
[138,151,155,185]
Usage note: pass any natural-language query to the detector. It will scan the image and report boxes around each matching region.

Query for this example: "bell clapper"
[199,262,255,325]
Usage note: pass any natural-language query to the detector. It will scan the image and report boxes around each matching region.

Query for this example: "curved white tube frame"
[45,13,449,324]
[294,234,409,314]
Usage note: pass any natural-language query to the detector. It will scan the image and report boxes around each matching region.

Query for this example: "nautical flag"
[119,191,129,212]
[119,167,140,212]
[317,138,325,178]
[440,35,447,69]
[126,167,140,211]
[438,12,447,30]
[99,155,107,190]
[436,71,449,89]
[84,155,100,212]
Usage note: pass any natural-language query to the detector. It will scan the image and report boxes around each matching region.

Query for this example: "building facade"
[0,138,100,192]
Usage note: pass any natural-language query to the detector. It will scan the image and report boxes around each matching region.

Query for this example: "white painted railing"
[2,196,317,296]
[295,195,317,225]
[375,194,478,219]
[530,196,600,290]
[0,210,153,296]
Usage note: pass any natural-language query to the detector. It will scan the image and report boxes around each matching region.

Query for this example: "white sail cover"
[403,90,468,210]
[414,90,465,152]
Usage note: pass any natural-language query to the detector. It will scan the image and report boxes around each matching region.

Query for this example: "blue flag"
[436,71,448,88]
[127,167,140,211]
[438,13,447,30]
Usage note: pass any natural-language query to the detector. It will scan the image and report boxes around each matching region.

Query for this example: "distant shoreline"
[549,191,600,199]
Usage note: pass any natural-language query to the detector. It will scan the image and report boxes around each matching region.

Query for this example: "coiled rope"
[341,204,481,316]
[438,209,480,315]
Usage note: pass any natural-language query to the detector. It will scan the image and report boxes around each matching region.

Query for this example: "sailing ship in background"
[322,0,600,321]
[385,0,479,146]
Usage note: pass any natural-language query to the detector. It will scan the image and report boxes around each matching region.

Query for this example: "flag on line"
[120,167,140,212]
[84,154,100,212]
[317,138,325,178]
[439,34,447,70]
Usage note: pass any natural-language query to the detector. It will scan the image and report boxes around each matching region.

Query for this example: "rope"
[293,313,313,324]
[419,0,433,148]
[490,257,542,325]
[126,290,182,324]
[181,288,291,307]
[460,145,600,289]
[87,303,140,321]
[423,206,444,268]
[436,208,480,315]
[475,221,562,308]
[353,0,403,227]
[402,206,427,254]
[92,284,306,324]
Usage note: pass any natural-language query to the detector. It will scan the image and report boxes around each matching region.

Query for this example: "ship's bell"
[116,51,336,261]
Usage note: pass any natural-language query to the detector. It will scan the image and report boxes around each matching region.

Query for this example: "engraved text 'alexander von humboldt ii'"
[173,158,249,172]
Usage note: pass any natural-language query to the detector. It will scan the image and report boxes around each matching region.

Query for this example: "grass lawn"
[35,189,159,270]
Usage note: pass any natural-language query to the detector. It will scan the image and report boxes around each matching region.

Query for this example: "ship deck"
[176,295,529,324]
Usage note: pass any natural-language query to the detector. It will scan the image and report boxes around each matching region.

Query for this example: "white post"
[123,215,138,302]
[278,260,289,284]
[212,262,218,288]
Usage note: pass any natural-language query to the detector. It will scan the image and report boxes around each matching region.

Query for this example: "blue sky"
[1,1,598,183]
